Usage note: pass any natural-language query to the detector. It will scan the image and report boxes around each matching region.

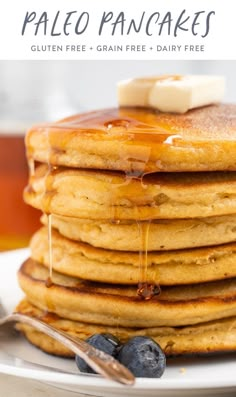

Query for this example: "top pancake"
[25,104,236,173]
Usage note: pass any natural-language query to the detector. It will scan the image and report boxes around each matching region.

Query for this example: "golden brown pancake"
[18,259,236,328]
[25,105,236,173]
[24,164,236,220]
[16,299,236,357]
[31,227,236,286]
[22,103,236,360]
[42,213,236,251]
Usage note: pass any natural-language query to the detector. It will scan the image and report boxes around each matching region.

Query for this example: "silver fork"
[0,303,134,385]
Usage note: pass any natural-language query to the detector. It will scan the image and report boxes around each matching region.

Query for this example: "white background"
[0,0,235,60]
[0,60,235,127]
[0,1,236,395]
[0,1,235,126]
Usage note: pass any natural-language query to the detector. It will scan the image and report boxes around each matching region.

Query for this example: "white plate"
[0,249,236,397]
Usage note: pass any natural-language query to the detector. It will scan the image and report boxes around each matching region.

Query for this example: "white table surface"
[0,374,89,396]
[1,374,236,397]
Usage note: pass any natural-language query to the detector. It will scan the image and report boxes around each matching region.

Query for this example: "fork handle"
[0,313,134,385]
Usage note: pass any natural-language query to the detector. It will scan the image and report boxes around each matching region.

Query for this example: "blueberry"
[117,336,166,378]
[75,333,120,374]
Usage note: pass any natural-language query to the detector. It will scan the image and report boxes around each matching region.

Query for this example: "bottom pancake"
[16,299,236,357]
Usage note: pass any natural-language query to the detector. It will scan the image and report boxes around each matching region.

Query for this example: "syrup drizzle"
[137,220,161,300]
[28,106,184,177]
[26,108,175,301]
[26,130,55,300]
[108,169,161,299]
[102,116,165,299]
[139,221,151,284]
[45,213,53,288]
[43,132,59,291]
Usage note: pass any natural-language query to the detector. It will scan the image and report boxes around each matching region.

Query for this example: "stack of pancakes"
[16,104,236,357]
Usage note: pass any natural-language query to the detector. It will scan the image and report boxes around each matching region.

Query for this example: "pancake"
[16,299,236,357]
[18,259,236,328]
[31,227,236,286]
[24,165,236,220]
[42,213,236,251]
[25,105,236,173]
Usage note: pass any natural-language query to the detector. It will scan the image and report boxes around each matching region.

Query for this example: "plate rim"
[0,248,236,393]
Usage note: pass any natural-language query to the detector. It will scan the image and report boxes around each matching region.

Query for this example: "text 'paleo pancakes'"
[17,78,236,358]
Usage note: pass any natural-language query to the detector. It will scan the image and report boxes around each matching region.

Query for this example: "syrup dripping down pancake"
[41,213,236,251]
[25,105,236,173]
[31,227,236,286]
[24,164,236,220]
[21,103,236,359]
[18,259,236,328]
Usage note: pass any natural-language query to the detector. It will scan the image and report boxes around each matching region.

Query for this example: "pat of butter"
[118,75,225,113]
